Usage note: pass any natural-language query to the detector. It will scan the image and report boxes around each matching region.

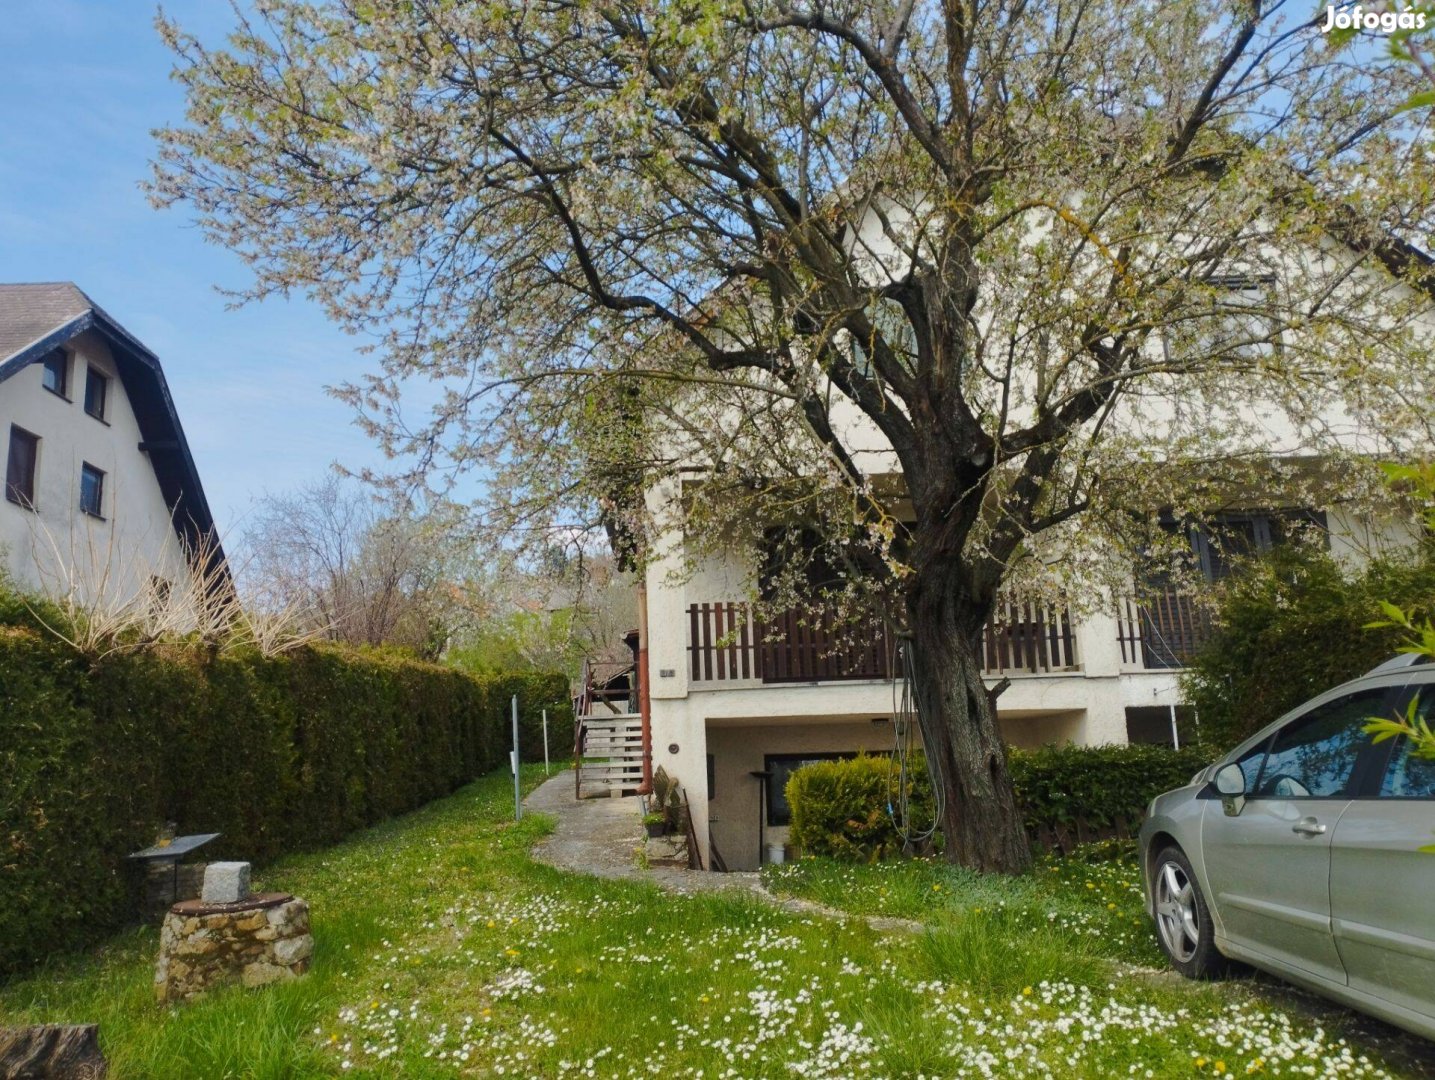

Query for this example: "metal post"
[542,709,550,775]
[1169,702,1180,751]
[512,694,522,821]
[750,770,771,867]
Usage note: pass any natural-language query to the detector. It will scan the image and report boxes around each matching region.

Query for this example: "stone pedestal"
[155,893,313,1003]
[645,831,691,868]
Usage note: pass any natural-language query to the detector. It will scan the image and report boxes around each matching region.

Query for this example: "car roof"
[1363,652,1433,676]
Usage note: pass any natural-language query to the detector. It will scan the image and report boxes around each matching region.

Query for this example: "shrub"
[1008,743,1209,837]
[786,754,933,861]
[0,609,570,979]
[785,744,1208,863]
[1182,544,1435,748]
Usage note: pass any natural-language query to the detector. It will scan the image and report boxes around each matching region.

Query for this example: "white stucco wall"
[1326,504,1422,568]
[0,330,190,602]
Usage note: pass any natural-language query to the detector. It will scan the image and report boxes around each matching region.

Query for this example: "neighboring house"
[0,283,223,605]
[571,217,1434,873]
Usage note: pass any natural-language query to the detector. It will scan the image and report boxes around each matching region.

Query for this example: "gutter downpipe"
[635,581,654,797]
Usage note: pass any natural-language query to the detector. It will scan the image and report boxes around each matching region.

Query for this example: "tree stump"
[0,1024,107,1080]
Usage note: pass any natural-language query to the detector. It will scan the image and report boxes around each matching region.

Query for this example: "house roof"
[0,283,227,578]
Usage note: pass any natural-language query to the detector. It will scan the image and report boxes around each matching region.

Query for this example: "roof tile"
[0,282,92,364]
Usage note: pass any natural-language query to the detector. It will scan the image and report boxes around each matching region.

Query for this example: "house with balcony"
[568,209,1433,874]
[0,282,224,604]
[598,499,1417,871]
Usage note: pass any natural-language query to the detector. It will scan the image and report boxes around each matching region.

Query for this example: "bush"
[1008,743,1209,837]
[0,614,570,979]
[1182,544,1435,748]
[786,754,934,861]
[785,743,1209,863]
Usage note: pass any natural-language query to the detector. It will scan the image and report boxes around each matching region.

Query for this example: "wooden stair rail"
[682,791,704,871]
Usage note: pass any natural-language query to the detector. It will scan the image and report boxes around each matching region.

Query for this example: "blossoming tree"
[152,0,1434,871]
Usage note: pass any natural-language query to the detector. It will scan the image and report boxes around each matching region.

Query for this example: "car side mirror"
[1214,762,1246,816]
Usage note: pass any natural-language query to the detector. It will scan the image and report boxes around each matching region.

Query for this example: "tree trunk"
[906,574,1032,874]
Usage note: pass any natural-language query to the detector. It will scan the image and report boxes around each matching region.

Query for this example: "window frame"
[83,366,109,422]
[1163,275,1283,366]
[763,751,859,826]
[1188,510,1329,584]
[1370,685,1435,801]
[40,349,69,399]
[5,425,40,509]
[79,461,106,520]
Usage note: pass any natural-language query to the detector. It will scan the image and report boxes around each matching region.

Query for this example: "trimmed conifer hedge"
[0,622,569,978]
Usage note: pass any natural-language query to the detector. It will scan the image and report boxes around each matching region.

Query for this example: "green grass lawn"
[0,768,1418,1078]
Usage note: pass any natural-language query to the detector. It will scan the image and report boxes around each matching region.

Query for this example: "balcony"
[686,599,1079,685]
[1116,589,1214,670]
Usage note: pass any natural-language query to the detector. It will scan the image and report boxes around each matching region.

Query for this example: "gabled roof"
[0,283,227,577]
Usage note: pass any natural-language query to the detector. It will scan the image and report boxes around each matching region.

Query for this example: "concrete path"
[524,772,761,895]
[524,771,922,931]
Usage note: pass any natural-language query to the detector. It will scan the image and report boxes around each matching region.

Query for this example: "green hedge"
[1182,545,1435,747]
[0,625,570,979]
[785,743,1210,862]
[786,754,934,861]
[1008,743,1210,835]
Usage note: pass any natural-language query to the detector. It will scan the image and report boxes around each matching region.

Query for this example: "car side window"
[1231,739,1270,792]
[1378,692,1435,799]
[1253,689,1385,799]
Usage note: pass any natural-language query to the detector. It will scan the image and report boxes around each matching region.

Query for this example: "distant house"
[0,283,223,602]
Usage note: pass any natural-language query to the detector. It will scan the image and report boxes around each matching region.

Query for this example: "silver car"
[1139,654,1435,1041]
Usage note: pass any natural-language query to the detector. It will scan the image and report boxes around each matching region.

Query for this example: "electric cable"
[887,639,944,850]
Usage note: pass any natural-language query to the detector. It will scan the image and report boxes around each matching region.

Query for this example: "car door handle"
[1292,818,1327,836]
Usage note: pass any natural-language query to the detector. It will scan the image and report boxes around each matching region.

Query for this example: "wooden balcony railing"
[1116,590,1213,670]
[686,598,1079,685]
[984,598,1079,675]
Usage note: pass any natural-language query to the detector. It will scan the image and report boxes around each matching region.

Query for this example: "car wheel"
[1151,846,1226,979]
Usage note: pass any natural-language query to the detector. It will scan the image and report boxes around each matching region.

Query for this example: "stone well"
[155,882,313,1003]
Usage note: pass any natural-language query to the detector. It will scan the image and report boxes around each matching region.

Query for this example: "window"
[849,298,919,377]
[1229,738,1271,794]
[1166,277,1281,364]
[763,752,856,826]
[1250,689,1385,799]
[1141,509,1327,593]
[79,463,104,518]
[1209,280,1280,360]
[1190,511,1327,583]
[41,350,68,398]
[84,367,108,421]
[1378,694,1435,799]
[5,426,39,507]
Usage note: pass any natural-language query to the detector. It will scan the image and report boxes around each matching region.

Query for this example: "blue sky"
[0,1,393,538]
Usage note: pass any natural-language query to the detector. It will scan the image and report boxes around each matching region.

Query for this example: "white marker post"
[542,709,550,775]
[511,694,522,821]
